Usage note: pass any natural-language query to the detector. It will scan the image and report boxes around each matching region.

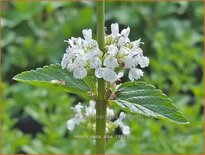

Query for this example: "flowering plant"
[61,23,149,82]
[13,1,188,154]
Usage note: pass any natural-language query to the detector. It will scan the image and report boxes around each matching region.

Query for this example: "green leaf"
[13,64,90,99]
[83,73,97,94]
[109,81,189,124]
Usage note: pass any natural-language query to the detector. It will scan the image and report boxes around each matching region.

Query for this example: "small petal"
[103,55,119,69]
[103,68,117,83]
[86,107,96,117]
[90,57,102,69]
[117,71,124,80]
[67,64,75,72]
[82,29,92,41]
[66,118,75,131]
[129,50,140,58]
[114,112,126,126]
[65,47,76,57]
[121,125,130,135]
[138,56,149,68]
[125,56,135,68]
[132,47,143,55]
[75,114,84,125]
[73,56,86,67]
[85,101,96,117]
[74,102,83,114]
[119,46,131,55]
[73,67,87,79]
[128,68,143,81]
[133,38,144,47]
[73,49,84,56]
[107,45,118,56]
[64,37,73,47]
[118,37,130,47]
[89,100,96,107]
[121,27,130,38]
[67,37,83,47]
[95,68,104,78]
[119,112,126,120]
[61,53,71,69]
[111,23,119,38]
[114,119,122,127]
[86,49,99,60]
[107,108,114,119]
[90,40,99,49]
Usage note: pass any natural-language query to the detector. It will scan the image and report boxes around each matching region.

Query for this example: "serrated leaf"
[13,64,90,99]
[109,81,189,124]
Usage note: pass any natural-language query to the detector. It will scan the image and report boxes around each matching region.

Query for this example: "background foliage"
[1,1,204,154]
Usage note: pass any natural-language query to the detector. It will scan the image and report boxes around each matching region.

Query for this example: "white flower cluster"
[61,23,149,82]
[66,101,130,135]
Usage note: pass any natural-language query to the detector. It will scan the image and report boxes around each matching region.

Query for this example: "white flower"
[72,48,84,56]
[66,48,76,58]
[66,63,75,72]
[125,56,135,69]
[128,68,143,81]
[61,47,78,69]
[102,68,117,83]
[133,38,144,47]
[73,67,87,79]
[103,55,119,69]
[119,46,131,56]
[82,29,92,42]
[119,111,126,119]
[73,55,87,67]
[121,27,130,38]
[126,51,149,68]
[85,49,99,60]
[121,125,130,135]
[64,37,75,46]
[61,23,149,83]
[111,23,119,38]
[124,47,149,81]
[107,45,118,56]
[118,36,130,47]
[66,118,75,131]
[95,67,104,78]
[85,100,96,117]
[107,108,114,119]
[67,56,87,79]
[61,53,70,69]
[73,102,83,115]
[66,99,130,135]
[65,37,83,48]
[102,55,119,82]
[117,71,124,80]
[90,57,102,69]
[117,27,130,47]
[114,112,130,135]
[137,56,149,68]
[67,103,84,131]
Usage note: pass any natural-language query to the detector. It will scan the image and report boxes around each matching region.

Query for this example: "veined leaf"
[109,81,189,124]
[13,64,90,99]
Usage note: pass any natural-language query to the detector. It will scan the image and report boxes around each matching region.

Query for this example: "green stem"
[96,1,106,154]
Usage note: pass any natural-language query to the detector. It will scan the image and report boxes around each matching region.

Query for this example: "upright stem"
[96,1,106,154]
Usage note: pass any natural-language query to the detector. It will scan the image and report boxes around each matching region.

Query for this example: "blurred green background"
[1,1,204,154]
